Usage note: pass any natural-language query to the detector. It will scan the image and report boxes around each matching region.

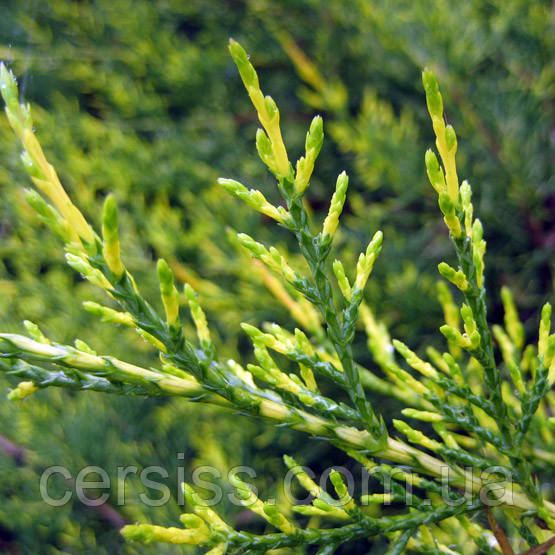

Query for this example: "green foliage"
[1,31,554,553]
[0,2,553,553]
[267,0,553,326]
[0,4,308,550]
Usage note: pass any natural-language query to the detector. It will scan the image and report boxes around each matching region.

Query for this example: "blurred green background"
[0,1,553,552]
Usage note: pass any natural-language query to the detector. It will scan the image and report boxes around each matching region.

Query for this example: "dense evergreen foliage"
[0,2,552,553]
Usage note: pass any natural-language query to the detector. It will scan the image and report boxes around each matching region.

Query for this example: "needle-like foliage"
[0,39,553,554]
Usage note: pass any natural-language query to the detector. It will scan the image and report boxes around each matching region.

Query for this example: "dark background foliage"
[0,1,552,552]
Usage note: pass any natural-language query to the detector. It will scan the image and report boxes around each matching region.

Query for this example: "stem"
[453,234,510,442]
[286,190,383,439]
[226,500,482,551]
[485,508,515,555]
[520,536,555,555]
[4,344,552,517]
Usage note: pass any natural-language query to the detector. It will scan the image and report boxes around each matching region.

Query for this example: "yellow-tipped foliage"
[229,40,291,178]
[157,259,180,327]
